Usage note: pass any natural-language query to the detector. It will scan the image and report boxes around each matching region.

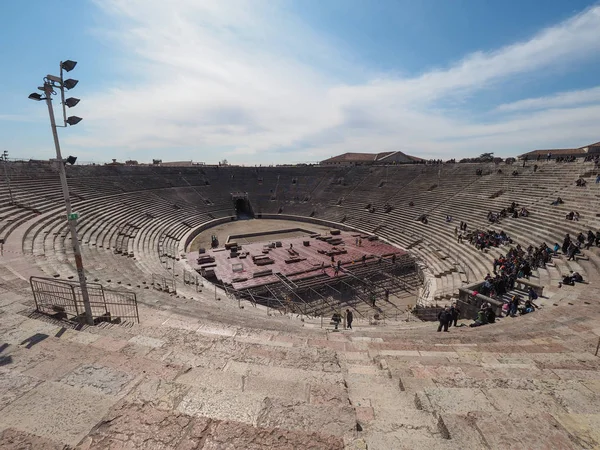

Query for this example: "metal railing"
[152,273,176,293]
[183,269,203,291]
[30,276,139,324]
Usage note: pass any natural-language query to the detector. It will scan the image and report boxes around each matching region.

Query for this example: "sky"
[1,0,600,165]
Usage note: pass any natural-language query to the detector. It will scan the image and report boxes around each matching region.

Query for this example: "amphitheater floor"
[1,278,600,449]
[188,218,335,252]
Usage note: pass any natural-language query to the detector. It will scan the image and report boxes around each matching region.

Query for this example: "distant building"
[154,161,205,167]
[320,151,423,166]
[519,141,600,159]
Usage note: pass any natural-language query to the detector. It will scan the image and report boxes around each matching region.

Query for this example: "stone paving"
[1,280,599,449]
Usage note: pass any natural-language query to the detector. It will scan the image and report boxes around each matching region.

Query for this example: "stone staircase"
[2,279,600,449]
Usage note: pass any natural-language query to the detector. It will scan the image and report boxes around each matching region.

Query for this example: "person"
[596,174,600,184]
[509,295,520,317]
[562,273,574,286]
[469,308,488,327]
[437,307,451,332]
[562,234,571,254]
[485,304,496,324]
[446,215,452,222]
[520,299,537,315]
[552,243,560,255]
[528,287,538,301]
[346,309,353,329]
[572,271,583,283]
[331,312,342,330]
[567,242,579,261]
[585,230,595,249]
[450,303,460,327]
[574,211,580,221]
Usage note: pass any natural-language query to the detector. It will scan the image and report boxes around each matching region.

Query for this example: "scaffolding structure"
[228,255,421,318]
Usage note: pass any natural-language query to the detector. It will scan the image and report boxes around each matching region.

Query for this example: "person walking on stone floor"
[437,307,451,332]
[346,309,353,330]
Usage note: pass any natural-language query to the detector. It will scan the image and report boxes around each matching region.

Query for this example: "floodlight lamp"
[28,92,44,101]
[61,60,77,72]
[63,79,79,90]
[66,116,83,126]
[64,97,80,108]
[65,155,77,165]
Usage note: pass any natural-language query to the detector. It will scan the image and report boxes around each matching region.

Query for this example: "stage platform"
[188,229,408,290]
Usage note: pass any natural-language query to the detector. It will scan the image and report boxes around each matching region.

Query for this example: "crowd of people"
[487,202,529,223]
[461,229,512,251]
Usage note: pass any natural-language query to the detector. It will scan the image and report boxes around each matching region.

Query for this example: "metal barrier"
[152,273,176,293]
[30,276,139,324]
[183,269,203,291]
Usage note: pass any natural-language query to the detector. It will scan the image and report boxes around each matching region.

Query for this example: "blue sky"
[1,0,599,164]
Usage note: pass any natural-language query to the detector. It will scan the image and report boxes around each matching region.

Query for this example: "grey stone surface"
[79,401,345,450]
[60,364,134,396]
[0,427,67,450]
[125,378,191,411]
[0,371,41,411]
[0,381,115,446]
[255,397,355,437]
[178,386,264,424]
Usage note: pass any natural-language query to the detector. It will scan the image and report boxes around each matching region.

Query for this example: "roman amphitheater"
[1,158,600,449]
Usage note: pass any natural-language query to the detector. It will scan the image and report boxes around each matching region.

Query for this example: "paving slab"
[0,428,66,450]
[0,381,115,447]
[255,397,356,437]
[60,363,135,396]
[177,386,264,425]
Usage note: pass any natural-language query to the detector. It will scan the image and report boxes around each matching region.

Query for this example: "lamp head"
[63,79,79,90]
[65,155,77,165]
[61,60,77,72]
[66,116,83,126]
[64,97,80,108]
[28,92,44,101]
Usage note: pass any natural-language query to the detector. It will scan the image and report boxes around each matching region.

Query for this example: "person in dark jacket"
[485,304,496,323]
[346,309,353,330]
[449,303,460,327]
[437,307,451,332]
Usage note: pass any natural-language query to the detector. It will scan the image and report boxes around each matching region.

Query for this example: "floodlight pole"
[42,82,94,326]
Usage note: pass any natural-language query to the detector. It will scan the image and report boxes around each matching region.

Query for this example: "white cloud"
[495,87,600,112]
[62,1,600,163]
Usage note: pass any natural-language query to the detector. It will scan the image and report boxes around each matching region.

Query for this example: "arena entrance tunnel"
[233,195,254,219]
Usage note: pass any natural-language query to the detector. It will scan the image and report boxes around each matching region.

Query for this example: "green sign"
[68,213,79,220]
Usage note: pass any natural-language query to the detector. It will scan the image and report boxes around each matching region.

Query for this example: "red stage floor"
[188,230,406,290]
